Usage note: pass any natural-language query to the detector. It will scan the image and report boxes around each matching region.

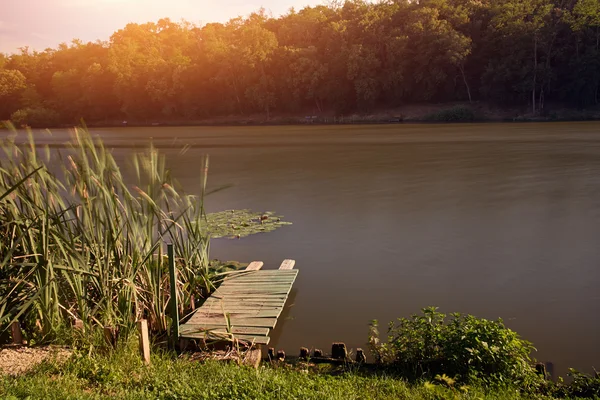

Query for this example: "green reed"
[0,123,216,340]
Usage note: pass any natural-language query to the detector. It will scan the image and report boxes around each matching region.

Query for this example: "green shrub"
[550,369,600,398]
[423,105,477,122]
[369,307,542,389]
[10,107,60,127]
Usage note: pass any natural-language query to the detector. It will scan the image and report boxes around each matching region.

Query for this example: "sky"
[0,0,325,54]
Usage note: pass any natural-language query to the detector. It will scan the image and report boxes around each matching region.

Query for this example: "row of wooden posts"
[11,319,365,366]
[267,343,367,364]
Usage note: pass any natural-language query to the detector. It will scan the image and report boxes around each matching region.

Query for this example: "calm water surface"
[42,123,600,376]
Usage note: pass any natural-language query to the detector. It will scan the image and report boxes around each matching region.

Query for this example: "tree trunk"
[533,35,538,115]
[459,64,472,103]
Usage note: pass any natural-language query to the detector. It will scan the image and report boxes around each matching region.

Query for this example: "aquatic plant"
[0,123,289,341]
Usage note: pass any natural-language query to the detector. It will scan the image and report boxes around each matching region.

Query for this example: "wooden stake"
[73,318,84,331]
[331,343,347,360]
[276,349,286,361]
[356,348,367,363]
[299,347,309,360]
[168,244,180,348]
[11,321,23,345]
[104,326,117,347]
[137,319,151,365]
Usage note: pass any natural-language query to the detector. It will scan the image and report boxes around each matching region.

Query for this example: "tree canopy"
[1,0,599,124]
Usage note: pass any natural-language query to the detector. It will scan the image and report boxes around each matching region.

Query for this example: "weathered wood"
[199,304,283,311]
[243,348,263,368]
[192,310,282,318]
[245,261,264,271]
[182,332,270,345]
[300,347,309,360]
[268,348,275,360]
[229,271,297,276]
[11,321,23,345]
[224,276,297,282]
[187,316,278,328]
[202,301,286,308]
[332,343,348,360]
[168,244,180,344]
[279,259,296,270]
[224,276,296,282]
[219,283,293,288]
[104,326,118,347]
[277,349,286,361]
[137,319,151,364]
[356,348,367,363]
[212,292,290,297]
[215,288,291,295]
[536,363,548,380]
[73,318,84,331]
[201,301,285,308]
[180,325,269,336]
[180,262,298,347]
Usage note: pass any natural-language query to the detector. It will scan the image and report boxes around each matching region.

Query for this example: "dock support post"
[332,343,347,360]
[137,319,151,364]
[168,244,180,348]
[11,321,23,345]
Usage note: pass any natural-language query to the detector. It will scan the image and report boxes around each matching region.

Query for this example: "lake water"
[36,123,600,376]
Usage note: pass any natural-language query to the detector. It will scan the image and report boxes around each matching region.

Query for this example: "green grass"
[0,342,546,400]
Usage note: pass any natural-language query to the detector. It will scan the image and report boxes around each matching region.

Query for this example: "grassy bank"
[0,342,544,400]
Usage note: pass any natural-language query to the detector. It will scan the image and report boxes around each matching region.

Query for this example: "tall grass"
[0,123,217,340]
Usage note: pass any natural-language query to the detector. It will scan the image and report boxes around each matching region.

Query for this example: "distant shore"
[4,102,600,130]
[80,103,600,129]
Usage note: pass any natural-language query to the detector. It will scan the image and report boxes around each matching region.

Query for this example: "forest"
[0,0,599,126]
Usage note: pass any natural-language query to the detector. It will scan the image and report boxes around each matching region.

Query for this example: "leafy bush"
[423,106,478,122]
[550,369,600,398]
[369,307,542,389]
[10,107,60,127]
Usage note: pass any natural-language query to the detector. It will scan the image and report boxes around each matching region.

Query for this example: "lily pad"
[207,209,292,239]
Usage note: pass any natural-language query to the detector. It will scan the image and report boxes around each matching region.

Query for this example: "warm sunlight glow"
[1,0,324,54]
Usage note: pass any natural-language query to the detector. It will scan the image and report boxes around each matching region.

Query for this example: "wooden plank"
[181,331,270,345]
[245,261,264,271]
[192,310,282,318]
[219,282,293,287]
[198,306,283,315]
[202,299,286,306]
[180,325,269,336]
[137,319,151,364]
[215,288,291,294]
[186,316,278,328]
[211,294,288,299]
[199,304,283,310]
[221,276,296,286]
[228,271,297,276]
[279,259,296,270]
[222,281,295,286]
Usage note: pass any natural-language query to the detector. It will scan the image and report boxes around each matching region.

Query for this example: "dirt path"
[0,346,71,376]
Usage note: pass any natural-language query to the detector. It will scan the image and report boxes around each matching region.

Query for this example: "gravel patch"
[0,346,72,376]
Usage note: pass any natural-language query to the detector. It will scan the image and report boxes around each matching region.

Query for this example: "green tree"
[0,68,27,119]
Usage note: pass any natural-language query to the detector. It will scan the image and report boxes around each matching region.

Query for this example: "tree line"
[0,0,599,126]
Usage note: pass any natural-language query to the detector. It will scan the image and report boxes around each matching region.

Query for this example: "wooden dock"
[179,259,297,346]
